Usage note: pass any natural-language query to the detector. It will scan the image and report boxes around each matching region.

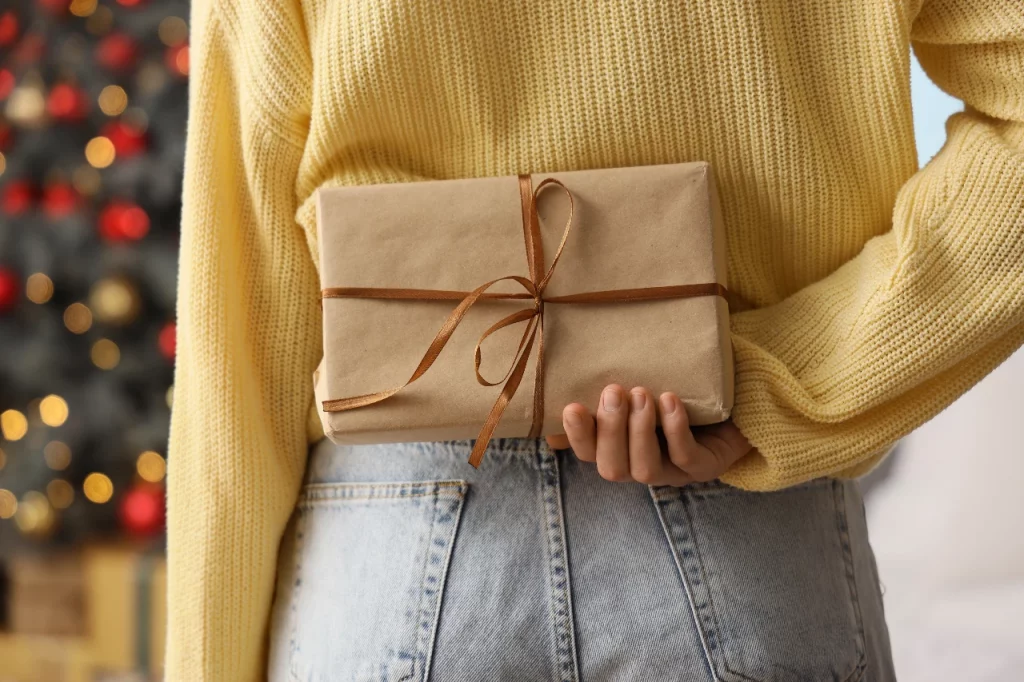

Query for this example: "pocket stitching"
[653,481,868,682]
[287,480,468,682]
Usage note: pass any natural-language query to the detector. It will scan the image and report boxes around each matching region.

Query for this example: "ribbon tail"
[468,316,540,468]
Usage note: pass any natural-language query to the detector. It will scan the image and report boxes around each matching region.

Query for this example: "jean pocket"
[286,480,469,682]
[652,479,866,682]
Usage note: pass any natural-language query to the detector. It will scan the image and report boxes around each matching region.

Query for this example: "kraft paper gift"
[314,161,734,466]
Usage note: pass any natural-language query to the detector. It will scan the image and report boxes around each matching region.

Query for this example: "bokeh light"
[46,479,75,509]
[25,272,54,303]
[83,472,114,504]
[136,450,166,483]
[39,394,69,427]
[0,489,18,519]
[1,409,28,441]
[43,440,72,470]
[85,135,115,168]
[98,84,127,115]
[64,302,93,333]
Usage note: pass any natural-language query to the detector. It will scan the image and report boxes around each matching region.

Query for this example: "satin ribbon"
[321,174,729,467]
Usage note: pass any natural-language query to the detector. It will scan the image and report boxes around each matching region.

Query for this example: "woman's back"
[167,1,1024,678]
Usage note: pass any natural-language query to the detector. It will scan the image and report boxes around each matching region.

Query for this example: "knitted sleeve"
[721,0,1024,491]
[164,0,319,679]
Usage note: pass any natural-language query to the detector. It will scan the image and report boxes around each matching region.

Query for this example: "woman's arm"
[720,0,1024,490]
[165,0,318,679]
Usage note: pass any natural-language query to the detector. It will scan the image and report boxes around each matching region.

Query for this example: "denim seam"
[538,447,580,682]
[287,482,467,682]
[648,486,720,681]
[679,491,761,682]
[421,483,469,681]
[405,488,441,682]
[288,508,308,681]
[831,481,868,682]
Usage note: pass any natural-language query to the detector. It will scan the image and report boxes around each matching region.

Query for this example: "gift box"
[7,553,86,637]
[315,161,734,465]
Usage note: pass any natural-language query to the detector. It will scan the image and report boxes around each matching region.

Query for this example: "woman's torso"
[290,1,921,307]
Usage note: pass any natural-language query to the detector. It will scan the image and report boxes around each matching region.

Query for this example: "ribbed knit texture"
[167,1,1024,678]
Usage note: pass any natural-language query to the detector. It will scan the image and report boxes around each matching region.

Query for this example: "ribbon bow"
[322,174,728,467]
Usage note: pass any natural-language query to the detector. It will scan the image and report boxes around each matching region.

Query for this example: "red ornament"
[165,44,189,77]
[47,83,89,121]
[0,69,15,100]
[2,180,34,216]
[96,33,138,71]
[0,11,19,47]
[118,483,165,536]
[158,321,176,359]
[0,268,19,313]
[115,0,144,6]
[0,122,12,150]
[100,120,146,157]
[42,182,79,218]
[98,201,150,242]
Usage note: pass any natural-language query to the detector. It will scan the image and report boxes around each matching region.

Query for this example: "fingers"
[562,403,596,461]
[595,384,631,482]
[659,392,721,482]
[626,387,661,482]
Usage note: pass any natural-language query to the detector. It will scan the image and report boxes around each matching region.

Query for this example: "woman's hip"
[267,437,894,681]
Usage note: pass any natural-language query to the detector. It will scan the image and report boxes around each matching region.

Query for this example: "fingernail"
[660,393,676,414]
[602,387,621,412]
[630,391,646,412]
[564,410,582,427]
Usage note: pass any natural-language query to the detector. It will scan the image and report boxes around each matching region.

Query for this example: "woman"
[166,1,1024,680]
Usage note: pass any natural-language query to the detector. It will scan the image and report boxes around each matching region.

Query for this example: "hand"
[545,384,755,486]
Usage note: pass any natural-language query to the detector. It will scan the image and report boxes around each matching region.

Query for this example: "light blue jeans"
[268,437,895,681]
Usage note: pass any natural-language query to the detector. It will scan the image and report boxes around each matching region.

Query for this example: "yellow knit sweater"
[167,0,1024,678]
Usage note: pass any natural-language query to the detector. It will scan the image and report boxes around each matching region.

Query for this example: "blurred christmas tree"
[0,0,189,556]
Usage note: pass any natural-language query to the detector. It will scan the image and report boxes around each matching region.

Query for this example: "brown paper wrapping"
[315,161,733,448]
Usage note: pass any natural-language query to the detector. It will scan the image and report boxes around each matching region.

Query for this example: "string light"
[69,0,97,18]
[43,441,71,470]
[64,302,93,333]
[39,394,69,427]
[0,151,5,177]
[158,16,188,47]
[25,273,54,304]
[46,479,75,509]
[0,489,17,519]
[90,277,139,324]
[91,338,120,369]
[136,450,166,483]
[0,446,5,471]
[85,136,115,168]
[15,491,54,536]
[98,85,127,116]
[83,472,113,503]
[165,385,174,408]
[1,409,28,441]
[72,165,101,196]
